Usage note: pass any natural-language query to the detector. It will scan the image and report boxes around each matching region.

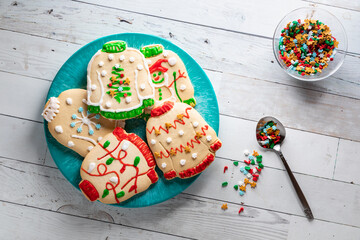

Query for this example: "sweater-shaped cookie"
[42,89,123,157]
[86,41,155,120]
[146,101,222,180]
[79,127,158,204]
[140,44,196,107]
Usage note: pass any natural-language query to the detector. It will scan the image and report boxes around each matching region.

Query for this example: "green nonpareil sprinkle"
[250,160,255,165]
[258,163,264,169]
[103,140,110,148]
[102,189,109,198]
[233,161,239,166]
[234,185,239,190]
[222,182,228,187]
[245,166,251,171]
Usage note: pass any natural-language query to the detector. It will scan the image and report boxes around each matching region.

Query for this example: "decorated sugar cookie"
[42,89,123,157]
[86,41,155,120]
[146,101,222,180]
[79,127,158,204]
[140,44,196,107]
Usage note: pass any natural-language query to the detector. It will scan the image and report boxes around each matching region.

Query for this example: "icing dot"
[109,176,119,184]
[206,135,212,142]
[91,84,97,91]
[146,59,152,65]
[87,146,93,152]
[166,137,172,144]
[98,61,104,67]
[55,125,63,133]
[87,162,96,173]
[66,98,72,105]
[163,51,168,58]
[121,140,130,150]
[193,122,199,128]
[244,149,250,156]
[129,57,135,63]
[179,130,184,136]
[95,124,101,130]
[67,141,74,147]
[105,101,111,108]
[97,137,102,142]
[89,129,94,135]
[151,139,156,145]
[161,162,167,169]
[78,107,83,113]
[101,70,107,77]
[180,159,186,166]
[168,57,177,66]
[108,54,114,61]
[125,96,132,104]
[192,153,197,159]
[114,64,120,69]
[119,55,125,61]
[180,84,186,91]
[71,114,77,120]
[140,84,146,90]
[137,64,143,71]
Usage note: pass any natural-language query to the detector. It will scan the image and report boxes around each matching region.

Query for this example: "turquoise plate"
[45,33,219,207]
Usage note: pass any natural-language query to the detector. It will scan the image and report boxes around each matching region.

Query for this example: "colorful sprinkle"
[221,203,228,210]
[238,207,244,214]
[222,181,228,187]
[223,166,228,173]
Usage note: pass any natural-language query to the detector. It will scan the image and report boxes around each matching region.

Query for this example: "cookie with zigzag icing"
[146,101,221,180]
[42,89,123,157]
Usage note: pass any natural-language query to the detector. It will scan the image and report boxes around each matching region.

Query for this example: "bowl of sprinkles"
[273,7,347,81]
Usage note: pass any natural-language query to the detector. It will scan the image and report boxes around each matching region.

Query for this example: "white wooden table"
[0,0,360,239]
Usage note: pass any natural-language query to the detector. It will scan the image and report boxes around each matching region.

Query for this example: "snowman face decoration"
[152,71,165,84]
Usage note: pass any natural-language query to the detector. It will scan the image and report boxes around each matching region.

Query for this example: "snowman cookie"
[42,89,123,157]
[146,101,222,180]
[86,41,155,120]
[79,127,158,204]
[140,44,196,107]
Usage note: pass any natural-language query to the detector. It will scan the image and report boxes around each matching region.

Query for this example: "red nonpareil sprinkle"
[120,73,124,78]
[124,93,128,97]
[253,177,258,182]
[256,167,262,173]
[108,83,113,87]
[223,166,228,173]
[119,80,123,84]
[244,160,251,165]
[238,207,244,214]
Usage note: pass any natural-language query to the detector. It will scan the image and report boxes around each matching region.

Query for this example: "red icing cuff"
[179,154,215,179]
[147,169,159,183]
[79,180,99,202]
[151,101,174,117]
[164,170,177,180]
[210,140,222,152]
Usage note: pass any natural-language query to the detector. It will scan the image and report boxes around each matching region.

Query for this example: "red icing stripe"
[150,101,174,117]
[164,170,177,180]
[210,140,222,152]
[179,154,215,179]
[149,59,168,73]
[79,180,99,202]
[147,169,159,183]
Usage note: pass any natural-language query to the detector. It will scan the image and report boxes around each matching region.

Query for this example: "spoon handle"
[277,151,314,220]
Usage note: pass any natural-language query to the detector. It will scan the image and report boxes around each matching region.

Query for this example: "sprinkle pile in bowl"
[278,19,339,76]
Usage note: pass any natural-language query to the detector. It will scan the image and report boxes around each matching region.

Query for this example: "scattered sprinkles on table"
[278,19,339,76]
[256,120,280,149]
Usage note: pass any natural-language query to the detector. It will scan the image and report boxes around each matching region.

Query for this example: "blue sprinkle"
[272,126,277,130]
[70,122,76,128]
[95,114,100,119]
[239,190,245,196]
[293,39,297,44]
[77,127,82,133]
[71,114,77,120]
[248,155,254,161]
[78,107,83,113]
[87,110,91,115]
[279,37,284,42]
[243,170,249,175]
[240,166,245,172]
[312,52,317,57]
[318,49,323,53]
[89,129,94,135]
[118,87,123,92]
[95,124,101,130]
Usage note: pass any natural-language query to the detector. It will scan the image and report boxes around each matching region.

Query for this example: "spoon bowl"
[256,116,286,151]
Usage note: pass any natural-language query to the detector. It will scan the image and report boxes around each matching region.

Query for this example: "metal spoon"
[256,116,314,220]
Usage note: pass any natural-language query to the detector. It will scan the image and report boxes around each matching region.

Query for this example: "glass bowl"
[273,7,348,81]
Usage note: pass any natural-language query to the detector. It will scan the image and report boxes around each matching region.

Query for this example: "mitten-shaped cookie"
[79,127,158,204]
[140,44,196,107]
[146,101,221,180]
[86,41,155,120]
[42,89,123,157]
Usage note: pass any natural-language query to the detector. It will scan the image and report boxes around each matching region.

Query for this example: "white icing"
[150,139,156,145]
[41,97,60,122]
[179,130,184,136]
[243,149,250,156]
[180,84,186,91]
[125,96,132,103]
[114,64,120,69]
[98,61,104,67]
[119,55,125,61]
[87,146,93,152]
[108,54,114,61]
[166,137,172,143]
[101,70,107,77]
[109,176,119,184]
[91,84,97,91]
[192,153,197,159]
[129,57,135,63]
[168,57,177,66]
[54,125,63,134]
[137,64,143,71]
[97,137,102,142]
[140,84,146,90]
[71,135,97,146]
[193,122,199,128]
[121,140,130,150]
[161,162,167,169]
[180,159,186,166]
[67,141,74,147]
[105,101,112,108]
[146,59,152,65]
[206,135,212,142]
[87,162,96,173]
[66,98,72,105]
[163,51,168,58]
[71,109,100,137]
